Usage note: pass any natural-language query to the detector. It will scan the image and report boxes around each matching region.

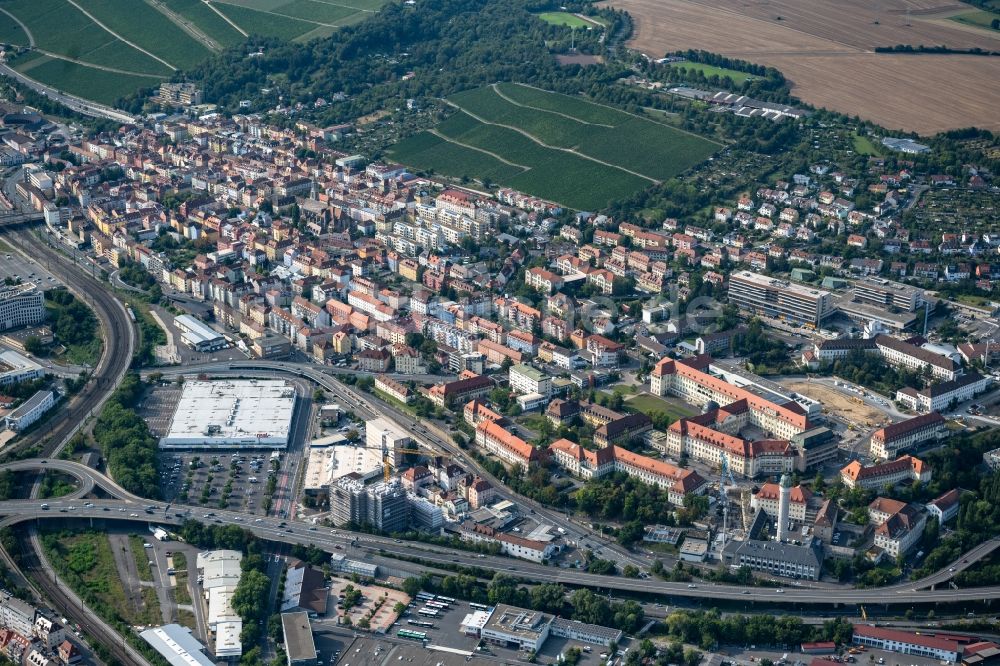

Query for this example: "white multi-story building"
[365,416,413,467]
[548,439,706,505]
[0,350,43,387]
[0,283,44,332]
[508,364,551,399]
[869,412,946,460]
[874,335,958,381]
[896,373,990,413]
[751,482,811,521]
[663,402,798,478]
[0,591,36,635]
[32,616,66,650]
[841,455,931,490]
[475,420,539,470]
[727,271,833,326]
[869,498,926,558]
[5,390,55,431]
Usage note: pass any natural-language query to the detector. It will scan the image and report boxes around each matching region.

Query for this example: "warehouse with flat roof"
[160,379,297,449]
[140,624,216,666]
[0,349,43,387]
[196,550,243,658]
[280,612,317,666]
[174,314,226,352]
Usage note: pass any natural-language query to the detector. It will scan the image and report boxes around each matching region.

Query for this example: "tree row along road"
[1,461,998,607]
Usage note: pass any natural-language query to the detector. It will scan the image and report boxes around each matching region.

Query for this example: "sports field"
[667,62,751,85]
[1,0,389,105]
[388,83,719,210]
[536,11,606,29]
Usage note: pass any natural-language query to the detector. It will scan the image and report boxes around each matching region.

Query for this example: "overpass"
[1,459,998,607]
[0,209,44,228]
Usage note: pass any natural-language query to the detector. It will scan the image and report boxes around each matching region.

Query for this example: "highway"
[0,63,137,124]
[2,459,999,608]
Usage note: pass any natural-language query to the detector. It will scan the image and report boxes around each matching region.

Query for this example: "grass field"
[536,11,603,29]
[623,393,698,421]
[390,83,718,210]
[42,531,161,626]
[950,9,1000,30]
[607,0,1000,133]
[129,535,154,583]
[852,133,882,156]
[212,0,384,40]
[667,61,751,84]
[0,11,31,46]
[0,0,172,75]
[211,1,327,40]
[14,54,163,106]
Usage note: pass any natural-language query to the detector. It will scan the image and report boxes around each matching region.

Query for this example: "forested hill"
[167,0,631,124]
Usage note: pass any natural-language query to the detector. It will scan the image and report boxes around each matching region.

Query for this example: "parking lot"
[139,386,182,438]
[139,379,313,518]
[159,450,281,516]
[0,246,62,288]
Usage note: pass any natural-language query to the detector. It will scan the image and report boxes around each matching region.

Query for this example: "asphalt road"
[2,460,999,608]
[0,63,136,124]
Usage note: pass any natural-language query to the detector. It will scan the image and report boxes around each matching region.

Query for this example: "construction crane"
[719,453,740,550]
[381,445,443,483]
[343,443,450,483]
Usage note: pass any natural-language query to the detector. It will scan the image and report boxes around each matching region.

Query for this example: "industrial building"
[5,390,55,431]
[280,563,328,615]
[852,625,960,662]
[727,271,833,326]
[280,612,317,666]
[160,380,296,449]
[0,283,44,332]
[476,604,623,652]
[174,314,226,352]
[140,624,216,666]
[723,477,824,581]
[0,350,43,387]
[196,550,243,659]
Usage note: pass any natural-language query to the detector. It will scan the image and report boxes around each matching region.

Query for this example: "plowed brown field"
[605,0,1000,134]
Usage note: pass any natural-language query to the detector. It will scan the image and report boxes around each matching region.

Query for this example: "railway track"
[1,229,136,457]
[15,525,149,666]
[0,228,145,666]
